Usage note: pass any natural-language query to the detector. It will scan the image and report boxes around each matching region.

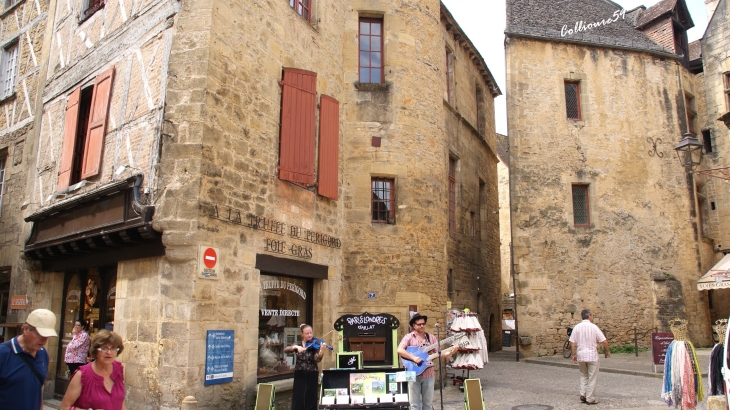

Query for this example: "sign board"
[651,332,674,365]
[10,296,27,309]
[198,245,220,279]
[205,330,234,385]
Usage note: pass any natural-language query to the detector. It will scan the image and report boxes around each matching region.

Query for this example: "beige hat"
[26,309,58,337]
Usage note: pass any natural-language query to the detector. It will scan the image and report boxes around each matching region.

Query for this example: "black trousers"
[66,362,84,377]
[291,370,319,410]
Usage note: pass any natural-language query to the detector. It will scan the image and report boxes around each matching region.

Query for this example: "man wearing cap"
[397,313,451,410]
[0,308,58,410]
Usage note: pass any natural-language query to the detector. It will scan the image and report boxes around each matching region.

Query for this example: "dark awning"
[24,175,163,271]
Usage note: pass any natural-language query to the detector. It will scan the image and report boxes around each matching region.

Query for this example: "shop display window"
[258,274,312,380]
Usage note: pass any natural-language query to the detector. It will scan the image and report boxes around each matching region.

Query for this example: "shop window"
[565,81,581,120]
[371,177,395,224]
[289,0,311,22]
[258,274,312,381]
[1,41,18,100]
[572,184,590,226]
[359,17,383,84]
[58,67,115,190]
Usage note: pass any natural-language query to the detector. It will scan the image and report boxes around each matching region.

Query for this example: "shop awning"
[697,254,730,290]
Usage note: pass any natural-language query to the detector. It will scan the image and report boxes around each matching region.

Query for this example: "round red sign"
[203,248,217,269]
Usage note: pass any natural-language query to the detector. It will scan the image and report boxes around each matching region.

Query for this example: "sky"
[440,0,711,135]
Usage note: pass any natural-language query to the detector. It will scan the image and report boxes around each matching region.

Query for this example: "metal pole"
[634,328,639,357]
[436,323,444,410]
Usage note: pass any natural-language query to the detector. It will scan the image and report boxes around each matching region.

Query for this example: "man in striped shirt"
[569,309,610,405]
[397,313,452,410]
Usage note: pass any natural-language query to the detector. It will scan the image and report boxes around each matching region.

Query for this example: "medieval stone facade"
[0,0,502,408]
[506,0,714,356]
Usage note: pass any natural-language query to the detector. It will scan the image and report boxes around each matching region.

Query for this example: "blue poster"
[205,330,234,385]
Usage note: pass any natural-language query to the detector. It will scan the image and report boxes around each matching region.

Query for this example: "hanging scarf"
[709,344,725,395]
[681,345,696,409]
[685,340,704,403]
[662,341,675,406]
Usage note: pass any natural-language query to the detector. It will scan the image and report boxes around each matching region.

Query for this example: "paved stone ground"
[44,349,722,409]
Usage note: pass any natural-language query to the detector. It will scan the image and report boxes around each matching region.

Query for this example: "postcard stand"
[319,368,410,409]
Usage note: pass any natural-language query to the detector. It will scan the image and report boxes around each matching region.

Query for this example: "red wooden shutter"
[57,88,81,190]
[81,66,115,180]
[279,68,316,187]
[317,95,339,200]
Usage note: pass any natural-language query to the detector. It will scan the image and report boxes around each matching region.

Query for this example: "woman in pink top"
[59,330,126,410]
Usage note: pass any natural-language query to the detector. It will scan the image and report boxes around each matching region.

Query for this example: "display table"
[319,368,410,409]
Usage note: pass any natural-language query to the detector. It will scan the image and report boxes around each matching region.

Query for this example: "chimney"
[706,0,720,21]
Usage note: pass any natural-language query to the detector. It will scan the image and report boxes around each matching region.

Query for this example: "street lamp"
[674,132,704,171]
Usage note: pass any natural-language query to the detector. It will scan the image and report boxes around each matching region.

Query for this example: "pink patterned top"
[72,361,125,410]
[64,331,90,364]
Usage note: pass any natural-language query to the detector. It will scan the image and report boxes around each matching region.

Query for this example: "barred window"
[565,81,581,120]
[372,177,395,224]
[572,185,590,226]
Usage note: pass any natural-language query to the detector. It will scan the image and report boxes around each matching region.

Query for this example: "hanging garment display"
[661,318,705,409]
[449,311,488,370]
[708,319,727,396]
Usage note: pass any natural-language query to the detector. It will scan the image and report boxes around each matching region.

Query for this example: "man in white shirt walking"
[569,309,610,405]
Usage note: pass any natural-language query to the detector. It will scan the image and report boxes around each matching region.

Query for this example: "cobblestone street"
[436,349,710,410]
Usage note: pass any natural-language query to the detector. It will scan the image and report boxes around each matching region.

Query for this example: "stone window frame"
[445,46,455,106]
[571,184,590,227]
[564,177,598,231]
[448,157,457,232]
[684,92,697,135]
[371,176,395,225]
[0,149,6,217]
[722,71,730,112]
[560,73,589,126]
[358,16,384,84]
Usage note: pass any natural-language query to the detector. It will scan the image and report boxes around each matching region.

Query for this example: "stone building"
[0,0,502,407]
[506,0,715,356]
[692,0,730,335]
[0,0,52,369]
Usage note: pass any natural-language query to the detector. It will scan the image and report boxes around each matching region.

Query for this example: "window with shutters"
[0,41,18,100]
[289,0,311,22]
[572,184,590,226]
[0,153,6,217]
[565,81,581,120]
[359,18,383,84]
[449,158,456,232]
[278,68,317,188]
[372,177,395,224]
[57,67,115,190]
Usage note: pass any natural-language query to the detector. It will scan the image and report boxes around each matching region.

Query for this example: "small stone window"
[372,177,395,224]
[572,184,590,226]
[565,81,581,120]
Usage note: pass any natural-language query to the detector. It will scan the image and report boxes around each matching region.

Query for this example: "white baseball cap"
[26,309,58,337]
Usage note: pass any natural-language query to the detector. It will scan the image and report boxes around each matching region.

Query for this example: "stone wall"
[506,36,712,356]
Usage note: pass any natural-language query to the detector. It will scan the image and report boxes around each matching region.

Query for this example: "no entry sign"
[199,245,220,279]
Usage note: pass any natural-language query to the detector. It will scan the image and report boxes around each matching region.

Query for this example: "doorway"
[55,266,117,395]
